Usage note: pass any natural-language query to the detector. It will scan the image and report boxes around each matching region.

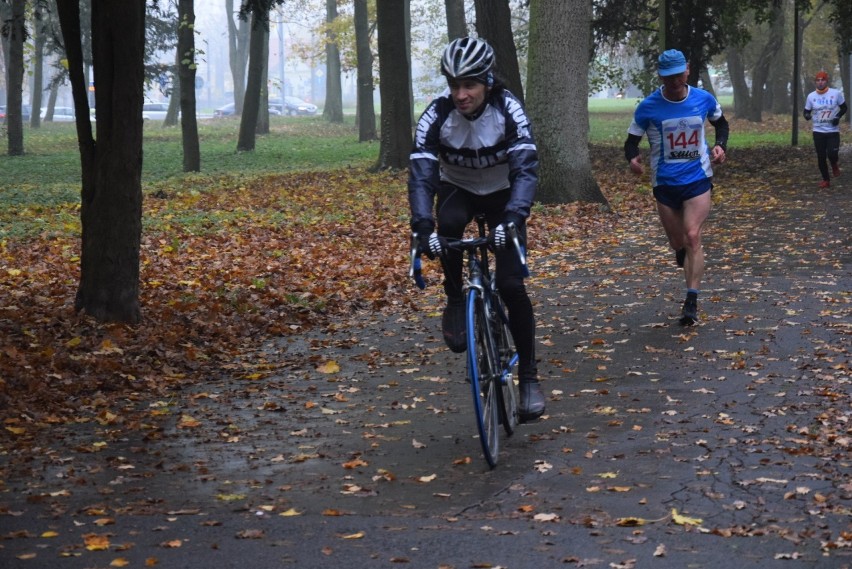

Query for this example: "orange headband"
[815,71,829,80]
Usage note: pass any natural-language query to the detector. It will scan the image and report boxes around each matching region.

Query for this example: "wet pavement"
[1,160,850,568]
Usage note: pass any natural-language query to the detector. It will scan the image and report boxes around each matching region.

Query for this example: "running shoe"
[818,180,830,189]
[832,163,841,178]
[679,297,698,326]
[441,298,466,353]
[675,248,686,267]
[519,381,546,422]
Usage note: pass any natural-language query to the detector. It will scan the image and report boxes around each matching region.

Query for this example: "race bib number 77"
[661,117,704,162]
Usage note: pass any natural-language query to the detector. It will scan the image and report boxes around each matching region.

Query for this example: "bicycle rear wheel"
[492,295,519,435]
[467,289,501,468]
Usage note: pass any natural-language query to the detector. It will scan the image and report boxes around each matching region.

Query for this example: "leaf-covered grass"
[0,116,378,238]
[0,108,848,422]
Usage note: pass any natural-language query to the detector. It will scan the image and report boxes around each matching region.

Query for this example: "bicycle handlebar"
[409,223,529,290]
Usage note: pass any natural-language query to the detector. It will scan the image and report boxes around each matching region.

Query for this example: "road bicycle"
[410,215,527,468]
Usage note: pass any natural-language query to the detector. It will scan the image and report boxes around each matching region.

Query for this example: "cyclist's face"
[448,78,487,116]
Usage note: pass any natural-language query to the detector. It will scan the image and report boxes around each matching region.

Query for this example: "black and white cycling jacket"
[408,86,539,231]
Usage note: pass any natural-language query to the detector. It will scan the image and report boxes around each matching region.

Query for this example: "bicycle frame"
[409,215,525,467]
[460,224,517,390]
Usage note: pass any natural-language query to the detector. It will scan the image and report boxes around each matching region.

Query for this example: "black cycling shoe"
[519,381,546,422]
[679,296,698,326]
[442,299,466,353]
[675,248,686,267]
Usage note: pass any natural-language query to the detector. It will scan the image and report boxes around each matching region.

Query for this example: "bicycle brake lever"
[409,233,426,289]
[506,223,530,278]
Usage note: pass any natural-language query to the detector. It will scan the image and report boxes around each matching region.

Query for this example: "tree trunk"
[746,0,784,123]
[257,25,270,134]
[444,0,466,40]
[0,2,8,73]
[726,46,750,118]
[767,0,790,114]
[527,0,606,205]
[237,11,266,152]
[47,80,60,117]
[699,68,716,98]
[31,3,48,129]
[226,0,250,113]
[323,0,344,123]
[56,0,145,324]
[474,0,524,104]
[354,0,377,141]
[840,48,850,119]
[768,51,790,114]
[6,0,26,156]
[374,0,411,170]
[405,0,414,126]
[164,48,181,127]
[178,0,200,172]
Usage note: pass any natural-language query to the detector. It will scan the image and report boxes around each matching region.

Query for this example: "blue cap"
[658,49,687,76]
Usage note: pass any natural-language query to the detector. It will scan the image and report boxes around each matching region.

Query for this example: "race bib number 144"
[661,117,703,162]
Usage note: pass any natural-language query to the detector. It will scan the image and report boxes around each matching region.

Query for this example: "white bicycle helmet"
[441,37,495,80]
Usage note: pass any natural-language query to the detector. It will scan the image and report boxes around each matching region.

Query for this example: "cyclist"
[803,70,847,188]
[624,48,728,325]
[408,37,545,421]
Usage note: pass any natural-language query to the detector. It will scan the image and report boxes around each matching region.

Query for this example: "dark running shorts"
[653,178,713,210]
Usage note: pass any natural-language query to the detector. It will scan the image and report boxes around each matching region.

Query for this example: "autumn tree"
[323,0,344,123]
[55,0,145,323]
[30,0,52,129]
[5,0,26,156]
[746,0,785,121]
[178,0,200,171]
[354,0,377,141]
[226,0,251,113]
[473,0,524,103]
[593,0,763,93]
[527,0,605,205]
[374,0,411,170]
[237,9,267,151]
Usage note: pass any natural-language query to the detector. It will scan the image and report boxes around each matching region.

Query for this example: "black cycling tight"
[436,184,538,381]
[812,131,840,181]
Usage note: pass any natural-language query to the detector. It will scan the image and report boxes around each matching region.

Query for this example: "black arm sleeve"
[803,108,812,121]
[838,102,848,119]
[624,134,642,162]
[709,115,729,151]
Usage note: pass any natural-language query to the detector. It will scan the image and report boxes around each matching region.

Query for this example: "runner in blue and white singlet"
[626,86,724,189]
[623,49,729,326]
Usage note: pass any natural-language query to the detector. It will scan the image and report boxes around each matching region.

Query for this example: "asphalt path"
[1,154,850,569]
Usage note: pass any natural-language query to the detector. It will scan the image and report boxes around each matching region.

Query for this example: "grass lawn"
[1,106,848,239]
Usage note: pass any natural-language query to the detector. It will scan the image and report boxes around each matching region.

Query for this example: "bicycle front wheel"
[467,289,501,468]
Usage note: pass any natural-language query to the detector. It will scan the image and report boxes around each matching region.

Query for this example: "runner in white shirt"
[803,71,847,188]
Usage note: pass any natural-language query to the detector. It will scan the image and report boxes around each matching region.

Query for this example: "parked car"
[213,102,282,118]
[41,106,76,122]
[273,96,318,116]
[0,104,32,121]
[142,102,171,120]
[213,103,236,118]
